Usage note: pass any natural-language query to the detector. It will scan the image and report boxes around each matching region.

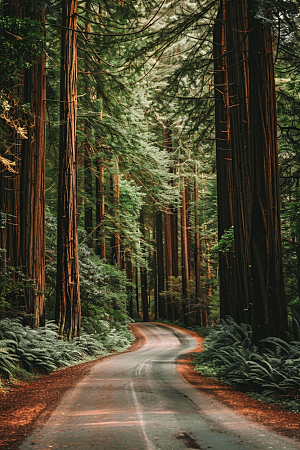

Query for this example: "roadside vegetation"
[194,316,300,414]
[0,317,133,389]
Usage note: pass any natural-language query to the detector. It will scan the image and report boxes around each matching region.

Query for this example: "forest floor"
[0,323,299,450]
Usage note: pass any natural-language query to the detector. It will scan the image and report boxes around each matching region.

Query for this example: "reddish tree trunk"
[56,0,81,338]
[194,166,202,325]
[20,2,46,328]
[222,0,287,340]
[213,2,237,321]
[156,210,165,318]
[96,161,106,258]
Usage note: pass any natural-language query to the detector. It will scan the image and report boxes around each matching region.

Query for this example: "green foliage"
[0,317,133,385]
[210,227,234,255]
[0,17,44,80]
[194,317,300,413]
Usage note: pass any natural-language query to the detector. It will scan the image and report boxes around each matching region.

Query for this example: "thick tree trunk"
[0,4,22,312]
[247,1,287,341]
[213,2,237,321]
[156,210,165,318]
[20,2,46,328]
[56,0,81,338]
[96,161,106,258]
[222,0,287,340]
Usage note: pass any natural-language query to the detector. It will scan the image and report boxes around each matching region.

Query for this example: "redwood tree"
[20,1,46,328]
[215,0,288,340]
[56,0,81,338]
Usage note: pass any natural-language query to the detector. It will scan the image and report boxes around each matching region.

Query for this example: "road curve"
[19,323,299,450]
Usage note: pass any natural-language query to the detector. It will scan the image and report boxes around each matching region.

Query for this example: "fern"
[194,317,300,413]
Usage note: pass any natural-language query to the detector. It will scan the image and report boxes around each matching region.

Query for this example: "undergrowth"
[0,317,134,388]
[194,316,300,413]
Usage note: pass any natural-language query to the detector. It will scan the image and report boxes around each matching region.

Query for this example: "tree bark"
[140,213,149,322]
[56,0,81,338]
[96,160,106,258]
[213,2,237,321]
[194,165,202,325]
[126,258,133,318]
[135,266,139,314]
[20,1,46,328]
[181,182,190,325]
[222,0,287,340]
[156,210,165,318]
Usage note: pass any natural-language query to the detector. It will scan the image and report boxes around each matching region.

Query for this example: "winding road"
[19,323,299,450]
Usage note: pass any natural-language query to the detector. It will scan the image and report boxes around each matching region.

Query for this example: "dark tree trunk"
[222,0,287,340]
[110,161,121,269]
[153,210,158,320]
[194,166,202,325]
[181,183,190,325]
[56,0,81,338]
[135,266,139,314]
[20,2,46,328]
[0,3,22,313]
[95,161,106,258]
[156,211,165,318]
[163,124,178,321]
[140,213,149,322]
[126,258,133,318]
[247,1,287,341]
[213,2,237,321]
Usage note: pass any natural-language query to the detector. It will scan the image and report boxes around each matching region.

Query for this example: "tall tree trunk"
[140,213,149,322]
[0,3,22,312]
[135,266,139,314]
[156,210,165,318]
[84,140,93,248]
[164,208,174,321]
[96,160,106,258]
[20,1,46,328]
[163,124,177,321]
[223,0,287,340]
[126,258,133,318]
[153,210,158,320]
[56,0,81,338]
[181,182,190,325]
[194,165,202,325]
[83,1,93,248]
[110,159,121,269]
[213,2,237,321]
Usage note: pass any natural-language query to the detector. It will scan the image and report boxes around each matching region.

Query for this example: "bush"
[0,317,134,386]
[194,316,300,413]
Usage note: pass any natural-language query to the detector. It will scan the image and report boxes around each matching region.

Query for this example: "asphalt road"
[19,323,299,450]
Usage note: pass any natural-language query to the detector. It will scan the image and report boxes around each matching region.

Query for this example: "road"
[20,323,299,450]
